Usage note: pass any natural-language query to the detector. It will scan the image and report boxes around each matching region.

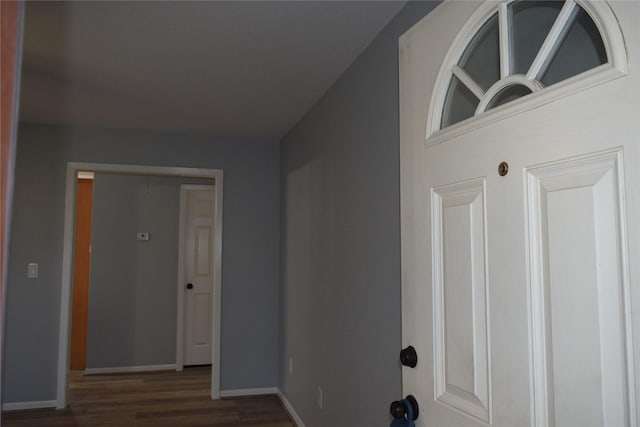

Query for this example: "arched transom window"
[431,0,627,137]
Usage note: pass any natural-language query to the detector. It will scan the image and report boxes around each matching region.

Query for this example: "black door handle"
[186,283,193,290]
[389,395,419,420]
[400,346,417,368]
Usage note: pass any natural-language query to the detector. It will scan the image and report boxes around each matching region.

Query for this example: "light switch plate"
[27,263,38,278]
[136,232,150,241]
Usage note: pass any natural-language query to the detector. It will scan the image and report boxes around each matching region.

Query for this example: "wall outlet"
[136,232,150,241]
[317,386,323,409]
[288,357,293,376]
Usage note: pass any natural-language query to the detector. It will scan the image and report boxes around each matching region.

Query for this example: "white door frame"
[176,184,216,370]
[56,162,224,408]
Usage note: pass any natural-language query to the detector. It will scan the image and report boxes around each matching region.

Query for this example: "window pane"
[459,14,500,91]
[542,6,607,86]
[441,75,479,128]
[511,1,564,75]
[488,85,533,109]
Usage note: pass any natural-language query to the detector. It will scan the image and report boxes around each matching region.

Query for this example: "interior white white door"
[400,1,639,426]
[183,185,215,366]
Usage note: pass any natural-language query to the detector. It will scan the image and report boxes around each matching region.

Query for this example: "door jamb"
[176,184,216,371]
[56,162,224,408]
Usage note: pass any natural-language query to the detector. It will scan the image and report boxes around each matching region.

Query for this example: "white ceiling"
[18,1,407,140]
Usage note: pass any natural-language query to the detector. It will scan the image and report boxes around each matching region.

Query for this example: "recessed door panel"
[527,151,631,427]
[433,179,490,423]
[195,226,211,277]
[193,293,212,346]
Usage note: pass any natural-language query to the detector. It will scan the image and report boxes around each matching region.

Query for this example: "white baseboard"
[277,390,306,427]
[84,364,177,375]
[219,387,279,397]
[2,400,57,411]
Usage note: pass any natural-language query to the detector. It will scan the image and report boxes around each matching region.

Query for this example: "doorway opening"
[176,185,216,370]
[58,162,224,409]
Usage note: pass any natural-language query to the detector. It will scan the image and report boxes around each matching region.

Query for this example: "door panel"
[196,226,211,276]
[184,186,215,366]
[526,152,631,427]
[192,293,212,346]
[70,178,93,370]
[433,179,490,423]
[399,2,639,426]
[424,132,533,426]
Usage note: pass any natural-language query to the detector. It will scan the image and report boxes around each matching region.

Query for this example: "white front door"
[182,185,216,366]
[400,1,639,426]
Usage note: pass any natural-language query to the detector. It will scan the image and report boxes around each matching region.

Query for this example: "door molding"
[57,162,224,408]
[175,184,216,371]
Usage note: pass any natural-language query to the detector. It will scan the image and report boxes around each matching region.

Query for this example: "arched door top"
[427,0,628,146]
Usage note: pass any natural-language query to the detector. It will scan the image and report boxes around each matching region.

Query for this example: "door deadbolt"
[498,161,509,176]
[400,346,417,368]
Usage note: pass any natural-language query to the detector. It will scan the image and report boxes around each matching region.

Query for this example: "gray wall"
[86,173,209,369]
[278,2,439,426]
[3,124,280,402]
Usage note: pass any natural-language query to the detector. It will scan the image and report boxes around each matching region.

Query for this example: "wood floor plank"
[2,367,296,426]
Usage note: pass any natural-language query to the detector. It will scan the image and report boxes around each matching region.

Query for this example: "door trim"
[175,184,216,371]
[56,162,224,408]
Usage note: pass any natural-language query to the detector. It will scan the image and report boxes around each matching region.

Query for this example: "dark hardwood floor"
[2,367,295,426]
